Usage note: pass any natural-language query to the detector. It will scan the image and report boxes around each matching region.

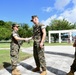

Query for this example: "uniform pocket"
[10,44,19,56]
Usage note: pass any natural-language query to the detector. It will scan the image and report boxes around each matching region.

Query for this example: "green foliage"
[0,21,33,40]
[25,28,33,37]
[22,24,29,30]
[50,19,74,30]
[0,20,13,40]
[0,27,11,40]
[18,28,26,37]
[73,22,76,29]
[18,23,33,37]
[46,26,51,36]
[5,21,13,30]
[0,20,5,26]
[1,18,75,41]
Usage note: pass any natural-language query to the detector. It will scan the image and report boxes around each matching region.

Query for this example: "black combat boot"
[32,67,40,72]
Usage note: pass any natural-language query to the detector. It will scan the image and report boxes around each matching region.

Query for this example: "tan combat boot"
[67,70,74,75]
[32,67,40,72]
[40,71,47,75]
[12,68,21,75]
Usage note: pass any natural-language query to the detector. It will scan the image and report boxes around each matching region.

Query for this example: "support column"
[49,31,51,43]
[69,32,72,43]
[59,33,61,43]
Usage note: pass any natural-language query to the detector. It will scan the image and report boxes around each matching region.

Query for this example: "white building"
[48,29,76,43]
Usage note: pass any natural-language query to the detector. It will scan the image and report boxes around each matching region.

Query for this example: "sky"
[0,0,76,27]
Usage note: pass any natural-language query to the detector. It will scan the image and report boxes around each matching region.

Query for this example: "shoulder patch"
[39,23,44,26]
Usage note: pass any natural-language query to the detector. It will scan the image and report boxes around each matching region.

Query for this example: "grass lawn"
[22,41,33,48]
[0,50,32,69]
[0,41,33,48]
[0,41,73,48]
[0,43,10,48]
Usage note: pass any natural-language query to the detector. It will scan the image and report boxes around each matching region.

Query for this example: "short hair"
[31,15,38,22]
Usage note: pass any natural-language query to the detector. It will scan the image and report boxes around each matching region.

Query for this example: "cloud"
[41,0,76,26]
[42,7,52,12]
[41,6,76,26]
[57,16,63,20]
[54,0,71,10]
[72,0,76,5]
[41,15,57,26]
[59,6,76,23]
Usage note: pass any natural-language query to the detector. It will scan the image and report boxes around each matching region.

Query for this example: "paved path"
[0,46,76,75]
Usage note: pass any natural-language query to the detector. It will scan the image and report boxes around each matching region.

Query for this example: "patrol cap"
[12,24,19,27]
[30,15,38,22]
[12,24,20,29]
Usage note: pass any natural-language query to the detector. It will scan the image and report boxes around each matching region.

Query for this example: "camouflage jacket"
[33,23,45,42]
[11,30,23,47]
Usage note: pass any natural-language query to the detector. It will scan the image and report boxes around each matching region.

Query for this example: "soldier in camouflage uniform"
[67,39,76,75]
[31,15,47,75]
[10,24,29,75]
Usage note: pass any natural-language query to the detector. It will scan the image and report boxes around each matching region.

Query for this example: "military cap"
[30,15,38,22]
[12,24,19,27]
[12,24,20,29]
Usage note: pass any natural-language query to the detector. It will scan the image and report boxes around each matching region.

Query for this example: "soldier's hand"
[28,37,32,40]
[24,38,29,42]
[40,42,44,48]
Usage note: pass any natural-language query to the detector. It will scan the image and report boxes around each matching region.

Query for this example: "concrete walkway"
[0,46,76,75]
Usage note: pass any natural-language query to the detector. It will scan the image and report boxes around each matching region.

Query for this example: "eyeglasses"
[15,26,19,28]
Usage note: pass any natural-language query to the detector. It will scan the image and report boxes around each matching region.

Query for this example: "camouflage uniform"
[10,30,22,70]
[69,41,76,72]
[67,44,76,75]
[33,23,46,71]
[70,48,76,71]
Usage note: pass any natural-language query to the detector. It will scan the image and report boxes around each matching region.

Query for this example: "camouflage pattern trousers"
[33,41,46,71]
[10,43,20,70]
